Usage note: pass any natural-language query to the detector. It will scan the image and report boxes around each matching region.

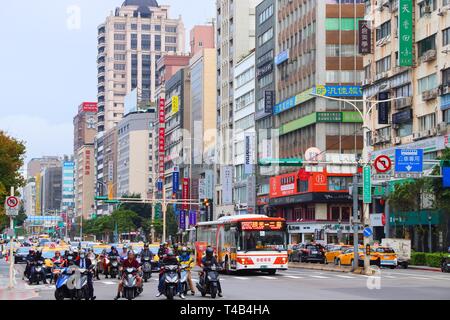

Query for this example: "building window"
[418,73,437,93]
[326,44,357,57]
[325,18,362,31]
[443,68,450,86]
[234,90,255,111]
[114,34,126,41]
[114,64,126,71]
[395,84,412,98]
[165,46,177,52]
[376,20,391,41]
[419,113,436,131]
[114,44,126,51]
[328,177,352,191]
[259,4,273,25]
[165,26,177,33]
[142,24,151,31]
[258,27,273,47]
[114,23,125,30]
[418,0,436,17]
[417,34,436,58]
[258,73,273,89]
[165,36,177,43]
[443,27,450,46]
[376,55,391,74]
[131,34,137,50]
[398,122,413,137]
[114,54,126,61]
[235,67,255,88]
[444,109,450,124]
[131,24,137,30]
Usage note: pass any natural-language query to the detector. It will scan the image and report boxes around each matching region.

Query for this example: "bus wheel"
[267,270,276,275]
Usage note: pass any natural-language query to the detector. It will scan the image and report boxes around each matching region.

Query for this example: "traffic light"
[203,199,210,207]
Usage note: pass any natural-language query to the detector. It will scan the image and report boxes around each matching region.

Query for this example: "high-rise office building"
[96,0,185,133]
[215,0,258,216]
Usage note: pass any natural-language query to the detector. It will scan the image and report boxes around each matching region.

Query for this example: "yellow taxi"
[335,247,380,267]
[324,245,352,264]
[371,246,398,269]
[41,247,68,269]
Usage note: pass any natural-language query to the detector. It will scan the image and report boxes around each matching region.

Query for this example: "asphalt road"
[2,259,450,300]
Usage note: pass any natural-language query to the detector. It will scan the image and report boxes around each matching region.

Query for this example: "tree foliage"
[0,131,26,231]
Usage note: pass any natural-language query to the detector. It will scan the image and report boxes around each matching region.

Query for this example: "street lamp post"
[312,93,406,275]
[428,214,432,253]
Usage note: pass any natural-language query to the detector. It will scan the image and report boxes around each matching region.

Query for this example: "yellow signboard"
[172,96,179,114]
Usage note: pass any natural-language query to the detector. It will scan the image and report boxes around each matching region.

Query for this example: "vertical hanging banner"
[172,168,179,194]
[182,178,190,210]
[172,95,179,115]
[189,210,197,226]
[358,20,371,54]
[222,166,233,205]
[398,0,413,67]
[158,98,166,180]
[246,175,256,214]
[179,210,186,231]
[363,166,372,204]
[244,132,255,175]
[378,92,389,125]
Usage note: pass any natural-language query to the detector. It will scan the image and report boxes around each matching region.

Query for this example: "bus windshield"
[242,230,286,251]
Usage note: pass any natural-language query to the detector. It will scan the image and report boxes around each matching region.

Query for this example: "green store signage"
[280,112,363,135]
[398,0,413,66]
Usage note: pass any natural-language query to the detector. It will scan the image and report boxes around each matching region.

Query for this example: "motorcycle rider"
[120,245,129,260]
[200,247,222,297]
[24,249,36,279]
[173,243,180,257]
[156,249,183,299]
[32,249,48,284]
[179,246,195,296]
[114,251,142,300]
[140,243,154,260]
[74,249,96,300]
[157,242,168,258]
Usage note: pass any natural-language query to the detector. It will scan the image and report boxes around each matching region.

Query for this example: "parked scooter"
[162,265,179,300]
[196,265,221,299]
[121,267,142,300]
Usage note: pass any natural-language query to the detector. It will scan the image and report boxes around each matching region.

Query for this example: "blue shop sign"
[275,50,289,65]
[273,96,296,115]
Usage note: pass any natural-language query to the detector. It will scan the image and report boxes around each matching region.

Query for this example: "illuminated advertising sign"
[182,178,190,210]
[358,20,371,54]
[159,98,166,124]
[172,96,179,114]
[313,85,362,97]
[79,102,98,113]
[241,221,284,231]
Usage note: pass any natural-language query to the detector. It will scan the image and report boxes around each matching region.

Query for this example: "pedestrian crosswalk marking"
[310,275,329,279]
[410,277,430,280]
[336,275,355,279]
[283,275,303,279]
[260,276,277,280]
[101,281,115,285]
[233,277,249,280]
[384,276,397,279]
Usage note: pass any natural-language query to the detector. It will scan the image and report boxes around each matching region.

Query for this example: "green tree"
[166,205,179,240]
[0,131,26,231]
[111,210,139,234]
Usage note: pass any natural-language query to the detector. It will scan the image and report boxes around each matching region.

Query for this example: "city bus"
[195,215,288,274]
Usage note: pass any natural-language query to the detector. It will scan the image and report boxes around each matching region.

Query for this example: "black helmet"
[144,243,149,248]
[111,246,116,251]
[205,247,214,257]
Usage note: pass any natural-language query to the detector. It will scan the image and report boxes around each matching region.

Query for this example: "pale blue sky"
[0,0,215,166]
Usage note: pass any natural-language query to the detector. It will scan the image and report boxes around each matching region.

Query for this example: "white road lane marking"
[260,276,277,280]
[101,281,115,285]
[336,275,356,279]
[310,275,330,279]
[282,275,303,279]
[233,277,249,280]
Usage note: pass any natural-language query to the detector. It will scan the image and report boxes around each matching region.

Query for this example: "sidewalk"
[408,265,442,272]
[0,260,39,300]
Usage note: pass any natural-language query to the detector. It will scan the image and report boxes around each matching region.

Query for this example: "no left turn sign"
[374,155,392,174]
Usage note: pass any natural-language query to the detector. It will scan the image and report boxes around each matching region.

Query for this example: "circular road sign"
[374,155,392,173]
[363,227,373,238]
[6,196,19,209]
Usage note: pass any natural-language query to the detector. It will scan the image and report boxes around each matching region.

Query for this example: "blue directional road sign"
[395,149,424,173]
[443,167,450,188]
[363,227,373,238]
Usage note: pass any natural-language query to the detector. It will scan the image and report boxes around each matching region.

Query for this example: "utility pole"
[162,183,167,242]
[384,182,390,238]
[8,187,15,289]
[352,175,359,271]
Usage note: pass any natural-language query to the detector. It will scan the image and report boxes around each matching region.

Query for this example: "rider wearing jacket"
[114,251,142,300]
[156,250,183,298]
[140,243,154,259]
[200,247,222,297]
[179,246,195,296]
[32,250,48,284]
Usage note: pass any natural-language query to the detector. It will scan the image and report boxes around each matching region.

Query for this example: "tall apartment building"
[41,166,63,214]
[27,157,61,180]
[96,0,185,133]
[189,44,217,216]
[255,0,277,214]
[74,103,98,219]
[23,179,36,216]
[363,0,450,161]
[61,158,75,216]
[215,0,258,216]
[117,111,156,197]
[269,0,366,244]
[232,50,257,215]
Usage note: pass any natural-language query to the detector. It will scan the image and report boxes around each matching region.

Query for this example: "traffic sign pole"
[8,187,15,290]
